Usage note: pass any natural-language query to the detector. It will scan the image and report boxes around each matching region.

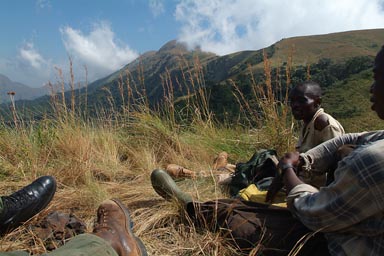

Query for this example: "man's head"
[371,46,384,120]
[289,81,322,123]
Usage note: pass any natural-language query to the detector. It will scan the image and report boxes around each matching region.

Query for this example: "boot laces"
[94,207,113,232]
[2,188,36,215]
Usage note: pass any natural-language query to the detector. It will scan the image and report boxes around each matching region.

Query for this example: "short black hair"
[292,80,322,98]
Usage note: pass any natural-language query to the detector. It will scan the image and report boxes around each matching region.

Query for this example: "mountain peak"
[158,40,189,53]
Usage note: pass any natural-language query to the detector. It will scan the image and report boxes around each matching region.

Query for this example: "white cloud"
[18,42,47,69]
[0,43,52,87]
[149,0,165,17]
[60,21,138,81]
[3,42,54,87]
[175,0,384,55]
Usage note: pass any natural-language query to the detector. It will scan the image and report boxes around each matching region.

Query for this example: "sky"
[1,0,384,88]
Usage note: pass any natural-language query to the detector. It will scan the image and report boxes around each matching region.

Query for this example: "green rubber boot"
[151,169,193,205]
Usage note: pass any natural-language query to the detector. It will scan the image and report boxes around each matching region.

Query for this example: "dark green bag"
[229,149,279,196]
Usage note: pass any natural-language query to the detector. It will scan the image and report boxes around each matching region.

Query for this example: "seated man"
[0,176,56,235]
[288,80,344,186]
[244,80,344,188]
[150,46,384,256]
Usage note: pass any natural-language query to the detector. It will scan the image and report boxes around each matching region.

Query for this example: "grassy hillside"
[267,29,384,66]
[322,69,382,132]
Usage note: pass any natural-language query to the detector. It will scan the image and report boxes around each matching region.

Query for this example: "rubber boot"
[150,169,192,205]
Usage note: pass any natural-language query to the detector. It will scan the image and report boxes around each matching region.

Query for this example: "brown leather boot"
[166,164,197,178]
[212,151,229,170]
[93,199,147,256]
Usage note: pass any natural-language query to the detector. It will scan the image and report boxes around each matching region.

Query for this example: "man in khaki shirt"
[290,81,345,186]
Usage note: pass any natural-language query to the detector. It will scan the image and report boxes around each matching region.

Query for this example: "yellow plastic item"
[238,184,287,208]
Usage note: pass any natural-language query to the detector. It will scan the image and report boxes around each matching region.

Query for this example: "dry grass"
[0,122,239,255]
[231,50,296,155]
[0,54,299,255]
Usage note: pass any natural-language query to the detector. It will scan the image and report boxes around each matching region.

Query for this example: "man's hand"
[265,151,301,203]
[278,152,300,168]
[265,175,284,203]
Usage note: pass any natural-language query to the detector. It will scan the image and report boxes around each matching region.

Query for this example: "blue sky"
[1,0,384,88]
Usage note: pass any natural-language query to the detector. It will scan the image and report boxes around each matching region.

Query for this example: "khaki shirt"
[296,108,345,187]
[296,108,345,153]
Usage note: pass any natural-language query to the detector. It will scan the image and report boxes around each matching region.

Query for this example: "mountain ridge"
[0,74,48,102]
[3,28,384,131]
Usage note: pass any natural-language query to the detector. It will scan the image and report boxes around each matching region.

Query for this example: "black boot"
[150,169,192,205]
[0,175,57,235]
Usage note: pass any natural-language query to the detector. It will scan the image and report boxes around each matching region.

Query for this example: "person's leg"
[151,169,193,205]
[0,176,57,235]
[151,169,329,255]
[0,199,147,256]
[0,251,29,256]
[41,234,118,256]
[186,199,329,255]
[0,236,114,256]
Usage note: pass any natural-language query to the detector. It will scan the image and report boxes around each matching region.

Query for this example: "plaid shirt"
[288,131,384,256]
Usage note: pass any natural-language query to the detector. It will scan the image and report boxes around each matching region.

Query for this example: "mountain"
[259,29,383,66]
[82,40,216,105]
[77,29,384,119]
[85,29,384,102]
[4,29,384,131]
[0,74,49,103]
[0,73,88,106]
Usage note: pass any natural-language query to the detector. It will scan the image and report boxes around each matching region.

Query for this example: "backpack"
[228,149,279,196]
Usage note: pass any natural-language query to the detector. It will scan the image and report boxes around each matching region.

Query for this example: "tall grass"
[231,50,295,154]
[0,51,297,255]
